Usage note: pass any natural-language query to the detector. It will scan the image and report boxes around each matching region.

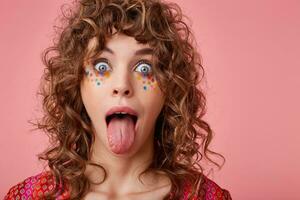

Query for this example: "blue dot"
[97,82,100,86]
[99,71,104,76]
[143,86,147,90]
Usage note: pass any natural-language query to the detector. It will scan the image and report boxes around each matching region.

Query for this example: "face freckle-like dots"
[104,71,110,78]
[96,70,111,79]
[84,67,105,87]
[135,73,157,92]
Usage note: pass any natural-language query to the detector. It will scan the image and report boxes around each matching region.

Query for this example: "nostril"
[112,89,131,96]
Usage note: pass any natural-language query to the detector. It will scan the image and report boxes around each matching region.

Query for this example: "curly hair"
[30,0,225,199]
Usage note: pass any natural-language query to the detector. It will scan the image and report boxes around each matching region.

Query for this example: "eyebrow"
[103,47,153,56]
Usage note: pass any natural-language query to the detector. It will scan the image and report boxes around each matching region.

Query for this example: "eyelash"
[92,58,153,75]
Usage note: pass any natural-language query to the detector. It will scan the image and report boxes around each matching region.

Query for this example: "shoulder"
[4,171,69,200]
[183,174,232,200]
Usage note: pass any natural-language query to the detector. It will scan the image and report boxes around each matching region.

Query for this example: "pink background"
[1,0,299,199]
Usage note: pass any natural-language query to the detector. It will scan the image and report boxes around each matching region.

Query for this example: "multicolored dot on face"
[85,67,102,86]
[85,66,158,90]
[135,73,158,91]
[96,70,111,79]
[84,66,112,87]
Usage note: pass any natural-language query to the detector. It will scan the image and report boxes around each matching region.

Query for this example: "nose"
[111,70,133,98]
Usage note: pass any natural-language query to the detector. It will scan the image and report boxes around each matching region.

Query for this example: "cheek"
[134,73,158,91]
[84,66,111,87]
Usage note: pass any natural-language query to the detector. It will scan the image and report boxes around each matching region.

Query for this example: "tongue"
[107,116,136,154]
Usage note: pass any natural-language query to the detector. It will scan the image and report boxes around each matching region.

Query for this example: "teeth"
[115,112,127,114]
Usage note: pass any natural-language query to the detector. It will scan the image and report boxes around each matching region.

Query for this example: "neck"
[85,134,157,195]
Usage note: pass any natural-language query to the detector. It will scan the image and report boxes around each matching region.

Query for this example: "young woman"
[4,0,232,199]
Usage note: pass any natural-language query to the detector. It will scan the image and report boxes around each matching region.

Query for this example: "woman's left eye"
[134,60,152,75]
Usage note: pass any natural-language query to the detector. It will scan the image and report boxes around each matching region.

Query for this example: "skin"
[80,33,171,199]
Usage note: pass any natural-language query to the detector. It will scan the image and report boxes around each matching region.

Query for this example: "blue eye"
[135,60,152,75]
[93,59,111,73]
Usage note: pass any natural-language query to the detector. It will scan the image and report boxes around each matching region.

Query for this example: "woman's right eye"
[93,59,112,73]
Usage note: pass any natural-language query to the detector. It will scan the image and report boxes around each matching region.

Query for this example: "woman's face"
[80,33,165,156]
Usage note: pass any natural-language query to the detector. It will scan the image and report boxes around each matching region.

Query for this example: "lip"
[105,106,139,118]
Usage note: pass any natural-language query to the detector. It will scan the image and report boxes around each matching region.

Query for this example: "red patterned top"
[4,171,231,200]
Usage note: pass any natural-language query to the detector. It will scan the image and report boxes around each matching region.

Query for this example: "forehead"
[85,33,153,60]
[102,33,153,58]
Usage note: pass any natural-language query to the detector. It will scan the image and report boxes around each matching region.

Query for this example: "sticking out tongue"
[107,115,136,154]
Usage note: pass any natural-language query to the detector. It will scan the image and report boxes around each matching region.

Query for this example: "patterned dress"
[4,171,232,200]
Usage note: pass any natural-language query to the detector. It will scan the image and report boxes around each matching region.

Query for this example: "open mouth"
[105,113,138,126]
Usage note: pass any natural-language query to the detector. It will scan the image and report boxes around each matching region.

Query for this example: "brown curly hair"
[30,0,225,199]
